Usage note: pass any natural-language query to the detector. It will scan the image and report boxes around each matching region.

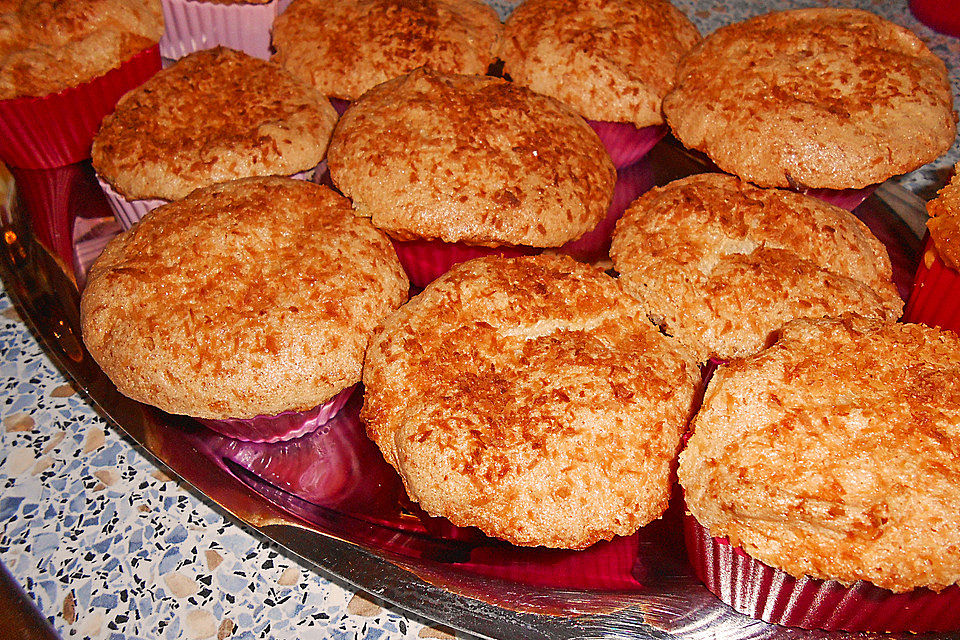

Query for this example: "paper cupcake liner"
[96,174,167,230]
[197,385,356,443]
[391,239,540,289]
[797,184,877,212]
[587,121,667,169]
[683,512,960,632]
[0,46,161,169]
[97,167,315,230]
[904,235,960,334]
[561,160,655,262]
[159,0,292,60]
[910,0,960,37]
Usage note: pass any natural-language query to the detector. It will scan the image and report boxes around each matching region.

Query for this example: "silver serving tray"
[0,138,947,640]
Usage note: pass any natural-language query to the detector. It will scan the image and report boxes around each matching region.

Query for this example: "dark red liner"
[391,238,540,289]
[904,234,960,333]
[910,0,960,37]
[683,513,960,632]
[0,45,161,169]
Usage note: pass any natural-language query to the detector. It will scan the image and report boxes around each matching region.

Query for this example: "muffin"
[81,177,408,442]
[497,0,700,168]
[679,315,960,632]
[0,0,163,168]
[905,164,960,334]
[610,173,903,362]
[159,0,293,60]
[271,0,501,102]
[92,47,338,229]
[328,68,616,287]
[362,254,699,549]
[663,8,956,208]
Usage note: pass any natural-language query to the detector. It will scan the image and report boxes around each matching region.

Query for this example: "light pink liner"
[96,175,167,230]
[96,168,315,230]
[198,385,357,443]
[683,512,960,632]
[159,0,295,61]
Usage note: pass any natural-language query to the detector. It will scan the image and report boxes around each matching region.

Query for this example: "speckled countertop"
[2,1,959,639]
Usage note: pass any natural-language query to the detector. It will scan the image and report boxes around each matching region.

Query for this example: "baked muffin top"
[497,0,699,127]
[610,173,903,361]
[271,0,501,101]
[0,0,163,99]
[363,253,699,549]
[81,177,408,420]
[927,164,960,270]
[92,47,337,201]
[328,68,615,247]
[680,315,960,592]
[663,8,956,189]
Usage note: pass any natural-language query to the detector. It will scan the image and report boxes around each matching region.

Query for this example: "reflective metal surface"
[0,139,947,640]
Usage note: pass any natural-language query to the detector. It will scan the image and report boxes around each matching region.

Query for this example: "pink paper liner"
[197,385,356,443]
[159,0,293,60]
[586,121,667,169]
[96,174,167,230]
[0,45,161,169]
[796,184,878,212]
[683,512,960,632]
[904,234,960,334]
[96,167,315,230]
[560,159,655,262]
[391,239,541,289]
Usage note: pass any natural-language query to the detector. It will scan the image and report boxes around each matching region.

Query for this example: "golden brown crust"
[663,8,957,189]
[328,68,615,247]
[927,164,960,270]
[81,177,408,420]
[0,0,163,99]
[497,0,699,126]
[91,47,338,201]
[271,0,501,101]
[362,254,699,549]
[680,315,960,592]
[610,173,903,361]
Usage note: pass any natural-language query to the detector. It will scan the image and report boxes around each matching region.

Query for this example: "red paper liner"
[683,513,960,632]
[796,184,878,212]
[560,159,655,262]
[904,235,960,334]
[197,385,355,443]
[0,46,161,169]
[159,0,294,60]
[586,121,667,169]
[391,238,540,289]
[10,164,115,271]
[910,0,960,37]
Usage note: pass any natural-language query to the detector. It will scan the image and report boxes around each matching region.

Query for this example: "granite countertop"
[2,1,958,638]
